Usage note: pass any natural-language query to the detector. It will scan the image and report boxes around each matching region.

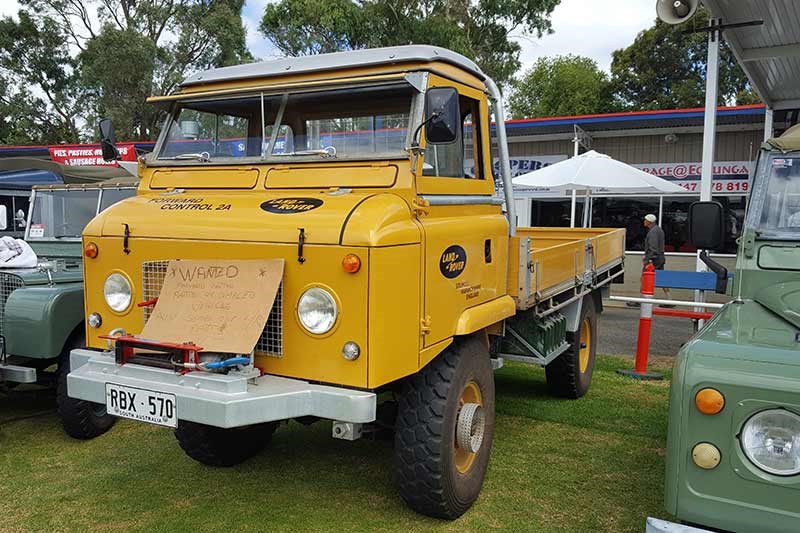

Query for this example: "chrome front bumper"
[646,518,712,533]
[0,362,36,383]
[67,349,376,428]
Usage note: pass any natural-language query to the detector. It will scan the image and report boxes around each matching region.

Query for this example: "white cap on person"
[644,214,657,223]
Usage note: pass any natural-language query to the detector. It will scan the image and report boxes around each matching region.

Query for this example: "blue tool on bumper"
[204,357,251,370]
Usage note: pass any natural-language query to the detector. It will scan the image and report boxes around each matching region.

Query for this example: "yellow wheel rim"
[579,317,591,374]
[454,381,483,474]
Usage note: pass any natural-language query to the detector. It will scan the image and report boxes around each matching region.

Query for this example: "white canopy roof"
[512,150,687,194]
[704,0,800,111]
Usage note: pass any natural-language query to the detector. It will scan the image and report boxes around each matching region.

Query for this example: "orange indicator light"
[695,388,725,415]
[84,242,99,258]
[342,254,361,273]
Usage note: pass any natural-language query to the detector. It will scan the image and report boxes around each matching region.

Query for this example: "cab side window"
[423,95,482,179]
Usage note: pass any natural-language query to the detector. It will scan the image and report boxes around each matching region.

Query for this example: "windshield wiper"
[272,146,337,158]
[160,152,212,162]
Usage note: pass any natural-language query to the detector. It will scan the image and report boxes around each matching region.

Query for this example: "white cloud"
[515,0,656,74]
[0,1,22,18]
[243,0,280,60]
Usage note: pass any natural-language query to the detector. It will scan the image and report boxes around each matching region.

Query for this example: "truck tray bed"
[508,227,626,314]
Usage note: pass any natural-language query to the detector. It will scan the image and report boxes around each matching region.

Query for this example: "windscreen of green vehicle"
[756,155,800,236]
[28,188,135,241]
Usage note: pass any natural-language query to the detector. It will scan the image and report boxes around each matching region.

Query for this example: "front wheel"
[57,334,117,439]
[394,334,495,519]
[175,420,278,467]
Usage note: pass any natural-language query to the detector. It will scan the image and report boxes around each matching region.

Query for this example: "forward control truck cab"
[68,46,625,518]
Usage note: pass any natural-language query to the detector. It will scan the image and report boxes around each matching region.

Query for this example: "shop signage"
[49,144,138,166]
[634,161,752,194]
[466,155,568,179]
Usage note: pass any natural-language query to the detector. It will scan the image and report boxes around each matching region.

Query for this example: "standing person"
[643,213,671,301]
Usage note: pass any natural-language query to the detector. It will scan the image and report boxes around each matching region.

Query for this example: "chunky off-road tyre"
[545,294,598,398]
[175,421,278,467]
[394,334,495,519]
[57,333,117,439]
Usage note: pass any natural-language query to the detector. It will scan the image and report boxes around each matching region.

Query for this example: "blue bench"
[654,270,733,292]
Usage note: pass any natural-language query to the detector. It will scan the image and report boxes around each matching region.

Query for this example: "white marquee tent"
[512,150,688,227]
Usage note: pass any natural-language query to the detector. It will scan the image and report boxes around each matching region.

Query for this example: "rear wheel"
[394,334,495,519]
[545,294,598,398]
[57,333,117,439]
[175,420,278,467]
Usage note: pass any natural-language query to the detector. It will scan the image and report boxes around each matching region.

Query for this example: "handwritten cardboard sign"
[140,259,284,354]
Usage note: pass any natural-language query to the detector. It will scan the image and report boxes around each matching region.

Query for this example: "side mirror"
[0,205,7,231]
[99,118,121,161]
[688,201,724,250]
[424,87,460,144]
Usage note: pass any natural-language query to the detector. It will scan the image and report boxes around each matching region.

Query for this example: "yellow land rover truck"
[67,46,624,519]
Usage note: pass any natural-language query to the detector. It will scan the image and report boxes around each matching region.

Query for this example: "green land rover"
[0,176,137,438]
[650,125,800,532]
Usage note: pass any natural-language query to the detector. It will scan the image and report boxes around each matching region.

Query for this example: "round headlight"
[297,287,338,334]
[741,409,800,476]
[104,273,132,312]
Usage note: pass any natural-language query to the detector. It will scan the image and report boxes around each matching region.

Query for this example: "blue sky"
[1,0,657,73]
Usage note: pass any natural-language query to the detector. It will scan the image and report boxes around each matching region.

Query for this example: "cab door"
[416,76,508,348]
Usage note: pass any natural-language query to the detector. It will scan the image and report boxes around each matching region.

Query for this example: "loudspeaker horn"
[656,0,698,25]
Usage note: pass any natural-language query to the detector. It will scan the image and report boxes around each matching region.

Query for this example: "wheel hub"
[456,403,485,454]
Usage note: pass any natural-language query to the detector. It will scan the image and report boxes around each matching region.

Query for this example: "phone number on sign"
[679,181,748,193]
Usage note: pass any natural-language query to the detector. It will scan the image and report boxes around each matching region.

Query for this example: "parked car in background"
[0,175,138,439]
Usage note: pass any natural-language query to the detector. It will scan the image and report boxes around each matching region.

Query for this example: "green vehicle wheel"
[57,334,116,440]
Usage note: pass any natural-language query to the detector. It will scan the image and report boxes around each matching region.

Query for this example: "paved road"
[598,304,695,358]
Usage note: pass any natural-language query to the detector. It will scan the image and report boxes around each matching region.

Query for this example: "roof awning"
[704,0,800,111]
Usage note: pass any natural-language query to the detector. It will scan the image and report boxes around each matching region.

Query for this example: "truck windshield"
[155,83,414,163]
[27,188,135,241]
[28,189,99,240]
[756,154,800,236]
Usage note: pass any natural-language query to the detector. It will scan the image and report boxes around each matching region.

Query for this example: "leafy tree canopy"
[0,11,83,143]
[0,0,251,143]
[259,0,561,88]
[610,8,759,110]
[508,55,617,119]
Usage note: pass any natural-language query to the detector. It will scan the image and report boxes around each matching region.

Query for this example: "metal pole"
[484,76,516,236]
[570,138,579,228]
[763,107,774,142]
[695,18,721,324]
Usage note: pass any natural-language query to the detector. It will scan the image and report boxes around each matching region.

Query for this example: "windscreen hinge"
[412,197,430,217]
[420,315,432,334]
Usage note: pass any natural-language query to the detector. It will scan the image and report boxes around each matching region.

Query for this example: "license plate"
[105,383,177,428]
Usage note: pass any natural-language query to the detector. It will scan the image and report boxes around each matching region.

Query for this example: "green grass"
[0,355,674,532]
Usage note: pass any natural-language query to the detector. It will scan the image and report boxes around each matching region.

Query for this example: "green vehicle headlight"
[741,409,800,476]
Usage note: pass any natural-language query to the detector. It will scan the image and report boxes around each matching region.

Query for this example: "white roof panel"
[181,45,485,88]
[704,0,800,110]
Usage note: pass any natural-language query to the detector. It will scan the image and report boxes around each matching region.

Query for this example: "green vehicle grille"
[0,273,24,338]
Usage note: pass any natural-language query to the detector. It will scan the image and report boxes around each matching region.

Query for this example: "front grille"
[141,260,283,358]
[0,273,24,338]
